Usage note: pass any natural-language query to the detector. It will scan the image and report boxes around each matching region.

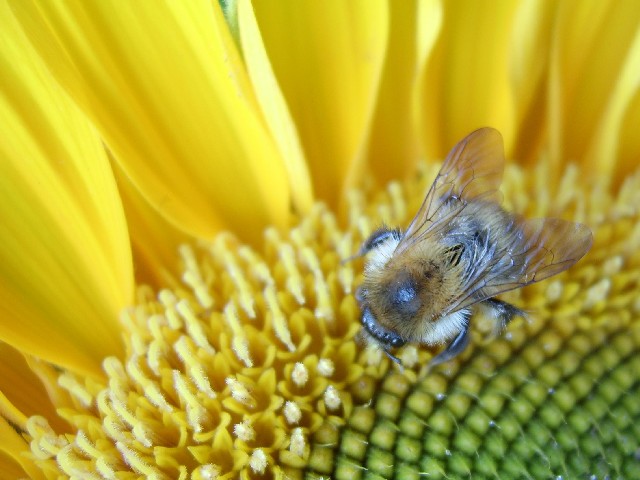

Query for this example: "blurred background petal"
[239,0,314,215]
[366,0,442,185]
[9,0,291,241]
[0,342,67,433]
[548,0,640,184]
[0,416,45,480]
[419,0,520,158]
[0,4,132,377]
[251,0,389,207]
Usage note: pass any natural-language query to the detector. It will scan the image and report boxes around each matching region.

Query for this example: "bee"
[353,128,593,367]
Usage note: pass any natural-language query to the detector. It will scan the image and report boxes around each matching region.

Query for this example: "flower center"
[24,163,640,479]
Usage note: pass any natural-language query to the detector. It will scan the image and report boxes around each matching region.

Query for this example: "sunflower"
[1,1,640,478]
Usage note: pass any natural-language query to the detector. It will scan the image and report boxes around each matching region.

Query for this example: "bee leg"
[429,315,471,368]
[482,298,526,337]
[383,349,403,367]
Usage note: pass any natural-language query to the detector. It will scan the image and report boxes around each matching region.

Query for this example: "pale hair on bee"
[350,128,593,367]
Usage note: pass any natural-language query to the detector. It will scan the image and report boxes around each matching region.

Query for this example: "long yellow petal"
[9,0,290,242]
[238,0,314,215]
[581,8,640,181]
[509,0,557,164]
[618,89,640,182]
[251,0,388,207]
[0,417,45,480]
[0,5,131,376]
[419,0,519,159]
[549,0,640,180]
[113,160,192,289]
[367,0,442,184]
[0,343,63,433]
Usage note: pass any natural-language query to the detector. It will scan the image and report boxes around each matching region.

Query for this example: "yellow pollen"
[27,417,65,459]
[57,372,93,407]
[545,279,563,302]
[57,444,99,479]
[226,376,255,407]
[275,240,306,304]
[108,390,138,429]
[233,419,255,442]
[299,247,334,320]
[132,422,154,448]
[388,182,407,220]
[146,337,165,376]
[222,302,253,366]
[180,244,214,309]
[193,464,221,480]
[176,300,215,352]
[365,345,384,365]
[115,441,165,478]
[101,414,125,445]
[291,362,309,387]
[584,278,611,309]
[212,235,256,318]
[317,358,335,377]
[602,255,623,276]
[173,370,208,432]
[158,290,183,329]
[399,344,420,368]
[174,336,217,398]
[238,245,274,286]
[284,400,302,424]
[264,284,295,351]
[337,259,355,295]
[96,459,117,479]
[324,385,341,410]
[125,356,173,411]
[289,428,307,458]
[74,430,100,461]
[249,449,268,474]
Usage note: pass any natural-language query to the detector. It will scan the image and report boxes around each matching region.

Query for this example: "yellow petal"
[549,0,640,179]
[419,0,520,159]
[9,0,290,241]
[238,0,314,214]
[0,5,131,376]
[618,89,640,182]
[0,417,45,480]
[509,0,557,164]
[0,343,64,433]
[251,0,389,206]
[113,161,192,289]
[367,0,443,184]
[581,10,640,181]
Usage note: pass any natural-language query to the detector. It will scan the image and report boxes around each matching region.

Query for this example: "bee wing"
[443,217,593,315]
[397,127,505,254]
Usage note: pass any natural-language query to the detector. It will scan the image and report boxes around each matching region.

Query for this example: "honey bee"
[353,128,593,367]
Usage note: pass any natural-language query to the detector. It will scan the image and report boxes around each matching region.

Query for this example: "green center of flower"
[24,163,640,479]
